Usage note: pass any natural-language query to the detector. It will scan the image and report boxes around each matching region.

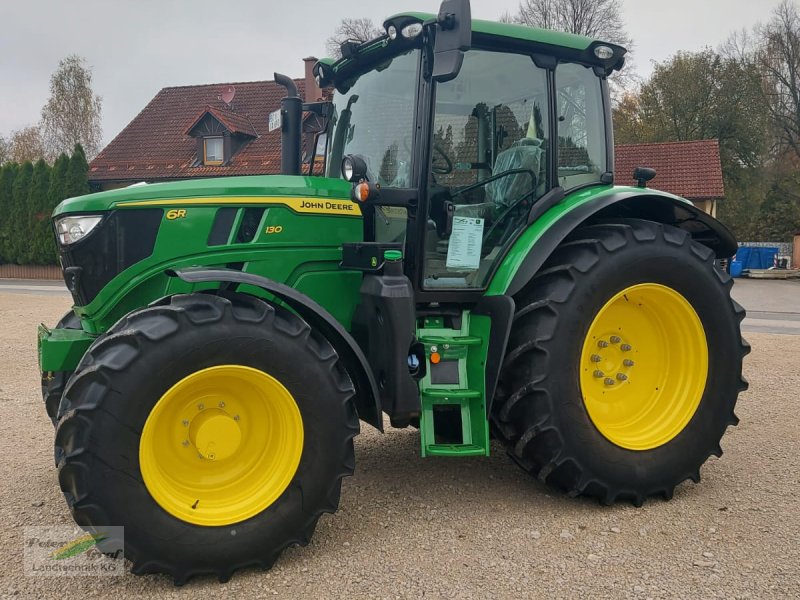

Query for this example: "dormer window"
[204,137,224,165]
[185,106,258,168]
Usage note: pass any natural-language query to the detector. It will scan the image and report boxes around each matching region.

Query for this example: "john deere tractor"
[39,0,748,583]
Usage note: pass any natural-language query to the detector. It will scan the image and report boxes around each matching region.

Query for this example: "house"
[88,58,325,191]
[614,139,725,216]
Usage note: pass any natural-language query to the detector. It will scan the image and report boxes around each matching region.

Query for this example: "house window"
[204,137,224,165]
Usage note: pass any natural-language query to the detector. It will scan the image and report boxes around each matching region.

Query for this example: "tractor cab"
[314,0,622,299]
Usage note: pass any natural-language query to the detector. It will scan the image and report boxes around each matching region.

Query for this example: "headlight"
[401,23,423,39]
[594,45,615,60]
[55,215,102,245]
[342,156,354,181]
[387,24,398,40]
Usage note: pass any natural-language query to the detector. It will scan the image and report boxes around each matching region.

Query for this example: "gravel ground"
[1,292,798,599]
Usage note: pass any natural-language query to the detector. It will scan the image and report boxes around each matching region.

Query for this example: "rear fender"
[490,187,737,297]
[168,267,383,431]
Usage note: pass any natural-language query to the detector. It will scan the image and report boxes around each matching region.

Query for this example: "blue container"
[736,246,778,269]
[729,260,744,278]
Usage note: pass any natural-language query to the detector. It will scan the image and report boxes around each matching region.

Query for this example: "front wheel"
[493,219,749,505]
[55,292,359,584]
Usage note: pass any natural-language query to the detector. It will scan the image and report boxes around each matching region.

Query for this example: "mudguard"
[497,188,737,297]
[169,267,383,431]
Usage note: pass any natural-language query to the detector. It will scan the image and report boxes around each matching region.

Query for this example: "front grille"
[59,209,162,305]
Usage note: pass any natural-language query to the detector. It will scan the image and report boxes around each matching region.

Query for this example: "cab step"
[417,312,490,458]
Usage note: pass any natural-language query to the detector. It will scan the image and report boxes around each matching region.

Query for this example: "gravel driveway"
[0,291,798,599]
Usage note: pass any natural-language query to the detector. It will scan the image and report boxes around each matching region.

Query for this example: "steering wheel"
[481,187,539,255]
[402,136,453,175]
[432,144,453,175]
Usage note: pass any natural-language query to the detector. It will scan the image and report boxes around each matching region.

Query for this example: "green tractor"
[39,0,748,583]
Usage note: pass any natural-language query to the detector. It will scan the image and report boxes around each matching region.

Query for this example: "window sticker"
[446,217,484,271]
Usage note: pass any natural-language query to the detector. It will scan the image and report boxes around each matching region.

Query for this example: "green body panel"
[53,175,353,215]
[486,184,692,296]
[38,324,93,372]
[54,175,363,335]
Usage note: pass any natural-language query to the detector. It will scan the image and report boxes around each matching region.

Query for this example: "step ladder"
[417,312,490,457]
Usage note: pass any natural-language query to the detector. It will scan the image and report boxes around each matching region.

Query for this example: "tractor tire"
[492,219,749,506]
[54,292,359,584]
[41,311,81,425]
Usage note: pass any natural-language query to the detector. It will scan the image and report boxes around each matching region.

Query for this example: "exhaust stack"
[274,72,302,176]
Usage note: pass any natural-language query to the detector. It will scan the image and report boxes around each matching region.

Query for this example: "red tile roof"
[614,139,725,200]
[89,79,311,182]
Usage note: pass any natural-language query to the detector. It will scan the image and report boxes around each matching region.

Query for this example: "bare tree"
[510,0,635,97]
[326,18,383,58]
[0,135,8,164]
[756,0,800,159]
[9,126,46,163]
[40,55,103,161]
[511,0,632,47]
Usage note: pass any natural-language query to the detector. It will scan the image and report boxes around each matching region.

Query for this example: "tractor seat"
[485,138,545,207]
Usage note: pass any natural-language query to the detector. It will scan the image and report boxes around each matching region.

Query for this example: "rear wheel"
[55,292,359,583]
[41,311,81,425]
[493,219,749,505]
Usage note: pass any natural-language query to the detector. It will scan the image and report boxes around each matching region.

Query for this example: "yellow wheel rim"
[579,283,708,451]
[139,365,304,526]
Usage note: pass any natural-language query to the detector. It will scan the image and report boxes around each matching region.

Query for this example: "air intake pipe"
[274,72,302,176]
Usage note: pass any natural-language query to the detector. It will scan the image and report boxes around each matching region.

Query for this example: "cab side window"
[556,62,608,189]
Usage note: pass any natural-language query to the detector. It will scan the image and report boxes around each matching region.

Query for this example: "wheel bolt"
[198,403,205,410]
[590,354,602,362]
[593,370,604,378]
[610,335,621,344]
[598,340,609,348]
[616,373,628,381]
[620,344,632,352]
[182,440,189,447]
[218,401,225,408]
[604,378,615,386]
[234,415,240,421]
[623,359,634,367]
[182,419,189,427]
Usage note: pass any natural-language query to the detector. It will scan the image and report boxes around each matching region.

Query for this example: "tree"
[755,1,800,160]
[27,159,52,264]
[9,126,46,163]
[757,170,800,241]
[326,18,382,58]
[511,0,631,47]
[9,162,33,263]
[509,0,634,95]
[49,153,70,206]
[40,55,103,161]
[0,135,8,164]
[0,163,18,262]
[616,49,770,171]
[65,143,90,197]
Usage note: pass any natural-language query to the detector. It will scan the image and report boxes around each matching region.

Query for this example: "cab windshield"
[325,50,419,187]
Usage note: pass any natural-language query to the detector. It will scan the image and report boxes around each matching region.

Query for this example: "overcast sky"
[0,0,785,146]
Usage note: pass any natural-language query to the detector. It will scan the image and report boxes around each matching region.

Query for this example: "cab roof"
[387,11,601,51]
[318,12,626,86]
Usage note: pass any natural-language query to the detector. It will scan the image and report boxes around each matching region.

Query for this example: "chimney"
[303,56,323,102]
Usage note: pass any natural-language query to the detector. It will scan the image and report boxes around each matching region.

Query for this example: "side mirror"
[432,0,471,83]
[633,167,657,188]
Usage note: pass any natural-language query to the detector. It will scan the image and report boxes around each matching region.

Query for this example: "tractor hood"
[54,175,353,216]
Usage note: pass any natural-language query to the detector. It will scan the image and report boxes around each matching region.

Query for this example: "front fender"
[488,185,736,297]
[169,267,383,431]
